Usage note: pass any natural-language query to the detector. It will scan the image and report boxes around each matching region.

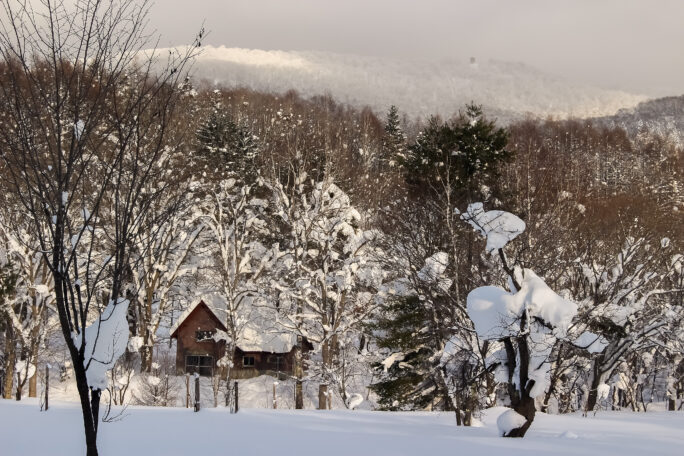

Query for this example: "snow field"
[2,400,683,456]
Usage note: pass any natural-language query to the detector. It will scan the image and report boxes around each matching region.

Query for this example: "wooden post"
[194,374,200,412]
[15,372,21,401]
[234,381,239,414]
[44,365,49,411]
[185,374,190,408]
[273,381,278,409]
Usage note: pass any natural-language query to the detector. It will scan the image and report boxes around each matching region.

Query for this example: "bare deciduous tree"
[0,1,198,454]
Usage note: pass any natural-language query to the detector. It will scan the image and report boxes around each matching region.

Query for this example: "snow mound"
[347,393,364,410]
[497,409,527,436]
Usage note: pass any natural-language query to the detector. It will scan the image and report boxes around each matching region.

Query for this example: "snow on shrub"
[78,298,130,390]
[461,202,525,253]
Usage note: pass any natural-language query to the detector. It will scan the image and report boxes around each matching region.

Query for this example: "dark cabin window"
[196,330,215,342]
[186,355,213,376]
[243,356,255,367]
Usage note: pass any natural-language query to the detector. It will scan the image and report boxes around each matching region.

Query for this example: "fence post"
[194,373,200,412]
[185,374,190,408]
[273,381,278,409]
[44,364,49,411]
[234,381,239,414]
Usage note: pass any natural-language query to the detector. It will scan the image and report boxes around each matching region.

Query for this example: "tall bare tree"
[0,1,197,454]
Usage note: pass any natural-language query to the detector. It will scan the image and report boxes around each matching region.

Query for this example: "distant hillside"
[596,95,684,146]
[170,46,647,122]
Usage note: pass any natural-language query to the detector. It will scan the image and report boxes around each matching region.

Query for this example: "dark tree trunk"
[668,398,676,411]
[502,334,536,438]
[454,395,462,426]
[15,373,21,401]
[3,325,15,399]
[73,365,99,456]
[295,380,303,409]
[140,344,153,373]
[294,334,304,409]
[91,389,101,435]
[506,395,536,438]
[463,409,472,427]
[585,357,603,413]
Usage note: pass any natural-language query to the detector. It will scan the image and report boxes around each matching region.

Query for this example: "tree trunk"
[91,389,101,435]
[73,362,99,456]
[505,395,536,438]
[28,372,37,398]
[294,335,304,409]
[668,397,676,411]
[3,325,16,399]
[319,336,331,410]
[15,372,22,401]
[502,335,535,438]
[295,379,303,410]
[28,299,42,398]
[140,344,153,374]
[585,357,604,413]
[318,384,328,410]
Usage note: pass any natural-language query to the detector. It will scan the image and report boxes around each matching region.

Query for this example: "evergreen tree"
[195,93,259,181]
[381,105,406,166]
[370,296,451,410]
[196,95,235,155]
[403,103,510,204]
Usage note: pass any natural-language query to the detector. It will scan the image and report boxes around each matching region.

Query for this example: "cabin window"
[186,355,213,376]
[243,356,255,367]
[195,330,215,342]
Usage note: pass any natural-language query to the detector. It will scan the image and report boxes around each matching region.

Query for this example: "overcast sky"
[147,1,682,96]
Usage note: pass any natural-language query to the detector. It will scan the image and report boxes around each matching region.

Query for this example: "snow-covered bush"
[461,203,578,437]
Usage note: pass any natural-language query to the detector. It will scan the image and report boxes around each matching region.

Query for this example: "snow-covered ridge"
[164,45,648,121]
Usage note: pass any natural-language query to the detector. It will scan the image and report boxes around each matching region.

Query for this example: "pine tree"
[370,296,451,410]
[195,93,259,181]
[381,105,406,167]
[403,103,510,204]
[196,95,235,155]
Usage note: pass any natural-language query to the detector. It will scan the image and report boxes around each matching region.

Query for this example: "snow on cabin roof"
[237,323,297,354]
[169,295,227,338]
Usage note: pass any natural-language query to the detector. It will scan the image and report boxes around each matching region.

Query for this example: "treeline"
[1,73,682,425]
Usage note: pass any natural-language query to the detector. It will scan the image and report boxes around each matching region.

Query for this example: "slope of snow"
[3,400,683,456]
[172,45,647,121]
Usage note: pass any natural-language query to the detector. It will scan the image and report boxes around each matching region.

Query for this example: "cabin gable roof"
[170,299,227,339]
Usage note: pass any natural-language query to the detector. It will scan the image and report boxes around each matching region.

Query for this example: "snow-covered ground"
[3,400,683,456]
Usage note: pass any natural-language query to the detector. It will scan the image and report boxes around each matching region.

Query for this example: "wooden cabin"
[170,299,226,377]
[170,298,312,379]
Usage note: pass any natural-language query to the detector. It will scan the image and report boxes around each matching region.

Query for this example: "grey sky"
[148,0,683,96]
